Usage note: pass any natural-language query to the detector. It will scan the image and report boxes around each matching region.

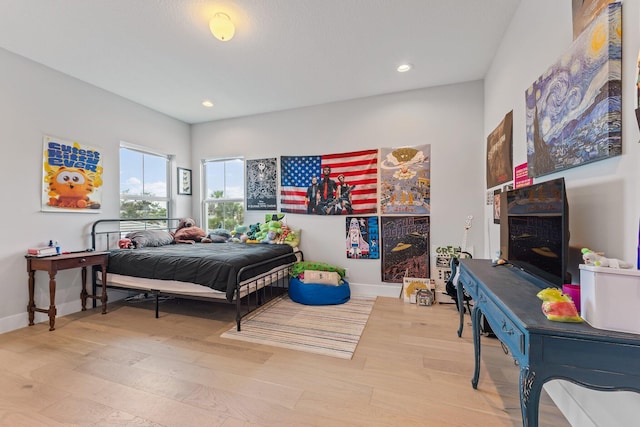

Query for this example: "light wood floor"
[0,295,570,426]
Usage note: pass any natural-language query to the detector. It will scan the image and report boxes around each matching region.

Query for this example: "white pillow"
[302,270,341,286]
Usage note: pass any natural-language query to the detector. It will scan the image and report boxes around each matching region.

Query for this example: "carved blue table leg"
[471,304,482,389]
[520,366,542,427]
[457,277,465,337]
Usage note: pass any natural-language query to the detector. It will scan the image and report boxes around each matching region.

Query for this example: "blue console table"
[456,258,640,427]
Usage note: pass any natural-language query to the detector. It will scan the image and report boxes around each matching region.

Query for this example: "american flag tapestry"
[280,149,378,215]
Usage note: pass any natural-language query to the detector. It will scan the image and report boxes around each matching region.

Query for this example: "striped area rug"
[221,295,376,359]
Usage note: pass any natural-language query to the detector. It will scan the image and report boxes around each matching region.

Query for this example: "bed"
[90,218,302,330]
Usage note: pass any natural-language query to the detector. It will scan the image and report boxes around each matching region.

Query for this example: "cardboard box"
[579,264,640,334]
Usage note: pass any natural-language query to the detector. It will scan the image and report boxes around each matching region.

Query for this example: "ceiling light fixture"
[209,13,235,41]
[397,64,412,73]
[202,100,214,108]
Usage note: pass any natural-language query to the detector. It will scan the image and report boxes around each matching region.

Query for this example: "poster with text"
[381,216,429,283]
[246,158,277,210]
[345,216,379,259]
[42,135,103,213]
[514,163,533,189]
[380,145,430,214]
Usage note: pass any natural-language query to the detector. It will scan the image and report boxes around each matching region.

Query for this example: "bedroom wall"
[191,81,486,296]
[484,0,640,425]
[0,47,191,333]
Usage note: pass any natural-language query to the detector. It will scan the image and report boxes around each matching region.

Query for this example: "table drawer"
[479,293,526,358]
[55,255,107,270]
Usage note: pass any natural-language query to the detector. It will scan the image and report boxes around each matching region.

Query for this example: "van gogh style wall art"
[526,2,621,178]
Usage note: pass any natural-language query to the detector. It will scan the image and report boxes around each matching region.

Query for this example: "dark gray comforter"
[107,243,296,301]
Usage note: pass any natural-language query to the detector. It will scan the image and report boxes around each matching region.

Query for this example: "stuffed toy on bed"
[173,218,212,244]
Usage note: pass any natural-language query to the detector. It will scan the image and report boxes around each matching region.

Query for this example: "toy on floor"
[581,248,632,269]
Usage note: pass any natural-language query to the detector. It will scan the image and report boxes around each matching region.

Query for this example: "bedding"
[125,229,174,247]
[107,242,296,301]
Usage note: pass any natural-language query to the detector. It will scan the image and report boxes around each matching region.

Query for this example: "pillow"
[208,228,232,239]
[302,270,341,286]
[209,234,230,243]
[291,261,345,278]
[125,229,174,248]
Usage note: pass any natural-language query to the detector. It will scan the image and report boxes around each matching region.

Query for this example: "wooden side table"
[26,251,109,331]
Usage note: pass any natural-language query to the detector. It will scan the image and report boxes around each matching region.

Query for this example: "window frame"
[201,156,245,231]
[119,142,173,219]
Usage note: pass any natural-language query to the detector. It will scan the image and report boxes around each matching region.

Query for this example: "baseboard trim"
[349,281,400,298]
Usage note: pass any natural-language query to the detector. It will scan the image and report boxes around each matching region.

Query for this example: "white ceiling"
[0,0,521,124]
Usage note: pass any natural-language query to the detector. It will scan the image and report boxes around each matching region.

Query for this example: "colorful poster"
[345,216,379,259]
[280,149,378,215]
[42,135,103,213]
[381,216,429,283]
[526,3,621,178]
[514,163,532,189]
[486,111,513,189]
[380,145,430,214]
[246,158,277,210]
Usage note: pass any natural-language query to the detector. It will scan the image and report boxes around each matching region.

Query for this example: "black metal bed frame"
[90,218,302,331]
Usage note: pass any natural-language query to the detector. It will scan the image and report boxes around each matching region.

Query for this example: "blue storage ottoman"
[289,277,350,305]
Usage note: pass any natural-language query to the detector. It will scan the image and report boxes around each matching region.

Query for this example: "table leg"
[80,266,88,311]
[100,265,108,314]
[27,270,35,326]
[47,271,57,331]
[471,304,482,389]
[520,366,542,427]
[457,278,465,337]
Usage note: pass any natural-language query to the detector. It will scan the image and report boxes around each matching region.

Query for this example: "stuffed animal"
[536,287,582,323]
[118,238,135,249]
[245,222,262,243]
[581,248,632,269]
[173,218,212,244]
[261,229,278,244]
[230,225,248,242]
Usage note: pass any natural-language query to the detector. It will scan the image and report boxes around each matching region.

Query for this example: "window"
[120,144,171,219]
[203,157,244,231]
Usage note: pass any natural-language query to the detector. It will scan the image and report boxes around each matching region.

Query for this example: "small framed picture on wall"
[493,189,501,224]
[178,167,192,195]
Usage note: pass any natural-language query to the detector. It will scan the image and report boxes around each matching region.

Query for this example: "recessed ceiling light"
[202,100,214,108]
[397,64,412,73]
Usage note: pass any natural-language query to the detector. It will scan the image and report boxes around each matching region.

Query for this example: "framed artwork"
[526,2,621,178]
[42,135,103,213]
[486,111,513,189]
[381,216,430,283]
[177,167,192,195]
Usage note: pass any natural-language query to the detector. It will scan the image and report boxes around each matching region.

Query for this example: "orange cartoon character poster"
[42,135,103,212]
